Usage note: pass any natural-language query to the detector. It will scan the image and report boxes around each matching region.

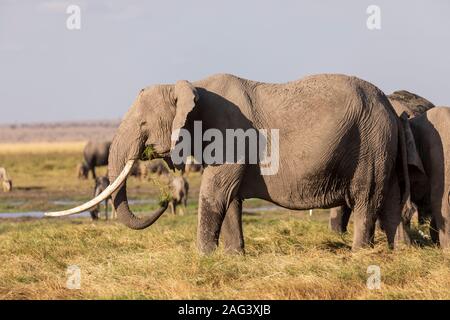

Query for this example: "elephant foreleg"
[220,198,244,254]
[197,165,243,255]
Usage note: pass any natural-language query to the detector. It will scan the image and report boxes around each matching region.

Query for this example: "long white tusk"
[45,160,136,217]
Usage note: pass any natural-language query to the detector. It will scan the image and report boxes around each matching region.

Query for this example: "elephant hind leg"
[351,201,377,250]
[378,174,409,249]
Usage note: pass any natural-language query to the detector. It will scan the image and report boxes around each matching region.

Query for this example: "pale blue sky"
[0,0,449,123]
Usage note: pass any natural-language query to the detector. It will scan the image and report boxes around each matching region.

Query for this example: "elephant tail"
[397,114,415,223]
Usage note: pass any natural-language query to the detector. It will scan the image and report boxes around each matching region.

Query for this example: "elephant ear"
[171,80,199,150]
[400,113,425,174]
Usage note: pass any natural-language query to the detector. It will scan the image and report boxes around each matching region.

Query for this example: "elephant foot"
[198,241,218,256]
[224,247,245,255]
[223,241,245,255]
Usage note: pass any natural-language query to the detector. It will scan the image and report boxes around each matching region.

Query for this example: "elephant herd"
[76,140,195,220]
[329,91,450,248]
[46,73,449,255]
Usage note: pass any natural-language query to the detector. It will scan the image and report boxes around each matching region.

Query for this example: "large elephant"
[407,107,450,247]
[329,90,435,234]
[47,73,412,254]
[79,141,112,179]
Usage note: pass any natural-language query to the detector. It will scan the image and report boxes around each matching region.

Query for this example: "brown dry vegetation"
[0,143,449,299]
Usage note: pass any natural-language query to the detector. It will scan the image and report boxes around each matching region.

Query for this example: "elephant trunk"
[109,132,168,230]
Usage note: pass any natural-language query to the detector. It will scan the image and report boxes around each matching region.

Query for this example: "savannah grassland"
[0,143,449,300]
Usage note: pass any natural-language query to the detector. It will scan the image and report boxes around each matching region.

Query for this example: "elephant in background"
[388,90,435,118]
[128,160,149,180]
[51,73,413,254]
[76,162,89,179]
[182,156,203,175]
[80,140,111,179]
[0,167,12,192]
[407,107,450,247]
[147,159,170,177]
[169,176,189,215]
[329,90,435,234]
[90,176,115,220]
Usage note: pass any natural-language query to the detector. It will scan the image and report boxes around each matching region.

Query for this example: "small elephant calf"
[0,167,12,192]
[169,176,189,215]
[148,159,170,177]
[76,162,89,179]
[90,176,115,220]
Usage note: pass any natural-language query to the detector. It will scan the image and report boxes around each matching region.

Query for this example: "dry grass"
[0,214,449,300]
[0,142,86,154]
[0,143,449,300]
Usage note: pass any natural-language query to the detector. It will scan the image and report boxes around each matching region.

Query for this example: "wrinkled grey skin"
[108,73,411,254]
[82,141,112,179]
[329,90,435,235]
[169,176,189,215]
[0,167,12,192]
[408,107,450,247]
[90,176,115,220]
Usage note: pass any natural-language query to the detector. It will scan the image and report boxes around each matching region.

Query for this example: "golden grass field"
[0,143,449,299]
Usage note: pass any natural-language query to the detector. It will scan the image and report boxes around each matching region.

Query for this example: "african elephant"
[80,141,111,179]
[90,176,115,220]
[329,90,435,234]
[169,176,189,215]
[47,73,412,254]
[0,167,12,192]
[407,107,450,247]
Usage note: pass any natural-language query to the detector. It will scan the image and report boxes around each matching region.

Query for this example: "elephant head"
[388,90,435,118]
[45,80,199,229]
